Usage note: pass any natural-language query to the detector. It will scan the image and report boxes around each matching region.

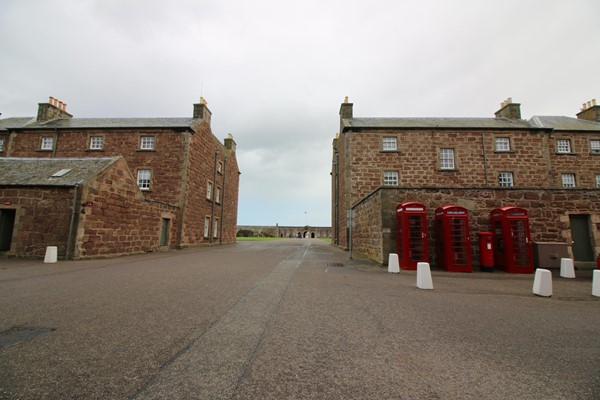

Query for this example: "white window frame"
[41,136,54,150]
[440,148,455,170]
[495,137,511,152]
[383,171,398,186]
[140,135,155,150]
[382,137,398,151]
[557,139,572,154]
[0,137,4,152]
[217,161,223,174]
[561,173,576,188]
[215,187,221,203]
[137,169,151,191]
[498,172,514,187]
[595,174,600,189]
[213,218,219,238]
[590,139,600,154]
[207,181,213,200]
[89,136,104,150]
[203,217,210,237]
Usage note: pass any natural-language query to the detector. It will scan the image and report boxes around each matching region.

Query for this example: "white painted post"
[559,258,576,279]
[533,268,552,297]
[593,270,600,297]
[388,253,400,273]
[44,246,58,263]
[416,262,433,290]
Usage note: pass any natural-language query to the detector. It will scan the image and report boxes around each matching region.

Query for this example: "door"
[407,215,427,261]
[570,215,594,261]
[510,220,530,267]
[160,218,170,247]
[0,209,16,251]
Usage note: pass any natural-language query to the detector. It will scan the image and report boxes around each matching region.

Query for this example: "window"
[41,137,54,150]
[557,139,572,153]
[0,137,4,152]
[561,173,576,188]
[590,139,600,154]
[382,137,398,151]
[495,137,511,152]
[215,187,221,203]
[217,161,223,174]
[90,136,104,150]
[140,136,155,150]
[137,169,151,190]
[207,181,213,200]
[204,217,210,237]
[596,174,600,188]
[383,171,398,186]
[440,148,455,170]
[213,218,219,238]
[498,172,514,187]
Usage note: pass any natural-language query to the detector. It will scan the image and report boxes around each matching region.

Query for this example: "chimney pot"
[344,96,349,103]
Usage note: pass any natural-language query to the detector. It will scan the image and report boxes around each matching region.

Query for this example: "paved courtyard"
[1,239,599,399]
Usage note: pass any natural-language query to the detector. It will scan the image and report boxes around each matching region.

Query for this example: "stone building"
[0,97,239,259]
[332,97,600,266]
[237,224,332,239]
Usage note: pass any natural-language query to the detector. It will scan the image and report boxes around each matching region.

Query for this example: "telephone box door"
[435,205,472,272]
[396,202,429,270]
[490,207,534,274]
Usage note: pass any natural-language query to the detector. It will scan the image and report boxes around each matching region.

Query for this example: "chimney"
[339,96,353,119]
[576,98,600,122]
[494,97,521,119]
[37,96,73,122]
[224,133,236,152]
[193,96,212,125]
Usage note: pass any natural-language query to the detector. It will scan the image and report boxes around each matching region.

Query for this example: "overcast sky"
[1,0,599,227]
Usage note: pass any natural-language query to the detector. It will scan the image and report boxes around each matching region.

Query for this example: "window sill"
[438,168,458,172]
[493,150,516,154]
[137,149,156,152]
[380,150,401,154]
[555,152,577,156]
[37,149,53,152]
[86,149,105,152]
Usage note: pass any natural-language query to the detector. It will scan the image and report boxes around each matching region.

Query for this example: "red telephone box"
[435,205,472,273]
[396,202,429,270]
[490,207,534,274]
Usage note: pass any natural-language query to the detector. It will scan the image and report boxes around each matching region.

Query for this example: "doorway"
[569,215,594,261]
[0,209,16,251]
[160,218,170,247]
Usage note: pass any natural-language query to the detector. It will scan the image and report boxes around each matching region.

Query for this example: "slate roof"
[0,117,197,131]
[342,117,537,130]
[0,157,119,186]
[529,116,600,131]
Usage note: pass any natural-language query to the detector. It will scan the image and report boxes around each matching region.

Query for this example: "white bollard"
[593,270,600,297]
[416,262,433,290]
[559,258,576,279]
[44,246,58,263]
[533,268,552,297]
[388,253,400,273]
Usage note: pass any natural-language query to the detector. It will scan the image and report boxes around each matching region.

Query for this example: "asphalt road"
[1,239,599,399]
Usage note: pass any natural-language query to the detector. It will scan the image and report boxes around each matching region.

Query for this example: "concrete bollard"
[593,270,600,297]
[388,253,400,273]
[533,268,552,297]
[559,258,576,279]
[416,262,433,290]
[44,246,58,263]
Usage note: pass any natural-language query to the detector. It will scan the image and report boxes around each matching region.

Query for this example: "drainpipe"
[52,128,59,158]
[219,156,227,243]
[209,148,219,245]
[66,183,80,260]
[481,132,489,186]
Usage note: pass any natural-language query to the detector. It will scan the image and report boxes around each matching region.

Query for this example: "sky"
[1,0,599,227]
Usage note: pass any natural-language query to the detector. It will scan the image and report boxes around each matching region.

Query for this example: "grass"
[236,237,286,241]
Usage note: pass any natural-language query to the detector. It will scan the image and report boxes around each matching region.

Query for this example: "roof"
[342,117,538,131]
[0,117,197,131]
[0,157,119,186]
[529,116,600,131]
